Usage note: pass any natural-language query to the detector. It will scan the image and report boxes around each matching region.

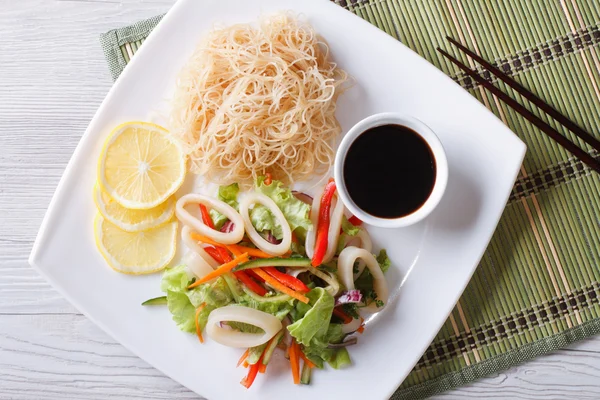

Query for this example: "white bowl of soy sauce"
[334,113,448,228]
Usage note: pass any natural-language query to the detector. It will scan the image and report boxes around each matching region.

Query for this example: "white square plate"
[30,0,526,399]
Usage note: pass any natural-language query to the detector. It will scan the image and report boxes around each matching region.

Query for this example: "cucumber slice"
[300,362,312,384]
[234,257,312,271]
[141,296,167,306]
[242,286,291,303]
[262,330,284,365]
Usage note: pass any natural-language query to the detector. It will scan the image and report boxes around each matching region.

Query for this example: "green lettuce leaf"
[160,265,234,333]
[291,240,306,256]
[255,176,312,233]
[336,233,348,255]
[196,304,216,333]
[376,249,391,273]
[225,290,293,336]
[250,204,283,239]
[341,216,360,236]
[239,289,295,319]
[325,323,345,344]
[302,343,351,370]
[227,321,265,335]
[161,266,196,332]
[209,183,239,228]
[286,288,352,370]
[165,290,197,333]
[324,347,351,369]
[187,277,234,308]
[161,264,192,293]
[288,288,334,346]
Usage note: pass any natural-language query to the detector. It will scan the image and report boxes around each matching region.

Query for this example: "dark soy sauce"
[343,124,436,218]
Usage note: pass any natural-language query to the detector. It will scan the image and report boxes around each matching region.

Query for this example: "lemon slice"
[98,121,186,209]
[94,184,175,232]
[94,213,177,274]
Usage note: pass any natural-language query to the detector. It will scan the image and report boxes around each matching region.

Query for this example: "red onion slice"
[266,231,282,245]
[335,290,363,306]
[292,191,314,205]
[220,220,235,233]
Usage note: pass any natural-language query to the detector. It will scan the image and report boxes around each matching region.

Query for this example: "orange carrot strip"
[264,172,273,186]
[237,349,250,367]
[357,317,365,334]
[289,339,301,384]
[189,233,279,258]
[187,253,249,289]
[230,245,276,258]
[258,363,267,374]
[190,233,227,248]
[253,269,309,303]
[194,303,206,343]
[228,245,244,257]
[189,233,289,259]
[299,351,316,368]
[243,360,249,368]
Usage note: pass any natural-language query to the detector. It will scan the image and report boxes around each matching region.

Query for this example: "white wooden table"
[2,1,600,399]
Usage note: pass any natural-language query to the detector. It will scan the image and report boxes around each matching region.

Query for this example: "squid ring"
[206,305,282,348]
[176,194,244,244]
[239,192,292,256]
[338,246,389,313]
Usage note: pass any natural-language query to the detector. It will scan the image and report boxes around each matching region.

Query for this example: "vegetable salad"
[146,176,391,388]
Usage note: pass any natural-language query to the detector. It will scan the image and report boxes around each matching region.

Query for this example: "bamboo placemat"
[100,1,600,398]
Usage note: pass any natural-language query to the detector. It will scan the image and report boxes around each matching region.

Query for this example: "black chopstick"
[437,45,600,174]
[445,36,600,153]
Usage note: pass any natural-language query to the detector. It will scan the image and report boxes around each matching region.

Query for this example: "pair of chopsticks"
[438,37,600,174]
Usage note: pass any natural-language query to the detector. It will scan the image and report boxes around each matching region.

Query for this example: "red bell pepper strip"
[203,246,225,264]
[311,180,337,266]
[348,215,362,226]
[264,267,310,293]
[217,246,233,263]
[234,270,267,296]
[214,246,266,296]
[246,269,266,283]
[203,239,234,265]
[204,246,266,296]
[199,204,215,229]
[241,353,264,388]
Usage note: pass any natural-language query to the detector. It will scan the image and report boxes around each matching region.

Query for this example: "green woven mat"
[100,2,600,399]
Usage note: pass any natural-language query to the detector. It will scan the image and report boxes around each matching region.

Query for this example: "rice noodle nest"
[169,13,348,187]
